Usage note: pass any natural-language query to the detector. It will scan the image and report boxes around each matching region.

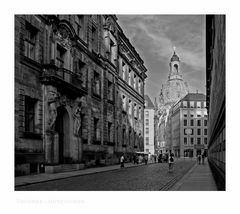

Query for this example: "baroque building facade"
[155,49,189,154]
[15,15,147,176]
[169,93,208,158]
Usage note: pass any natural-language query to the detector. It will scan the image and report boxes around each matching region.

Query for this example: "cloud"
[117,15,206,101]
[118,15,205,71]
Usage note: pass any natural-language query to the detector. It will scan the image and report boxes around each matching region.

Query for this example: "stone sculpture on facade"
[72,97,85,136]
[47,87,59,131]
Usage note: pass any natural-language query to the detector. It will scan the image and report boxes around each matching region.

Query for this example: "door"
[55,106,70,164]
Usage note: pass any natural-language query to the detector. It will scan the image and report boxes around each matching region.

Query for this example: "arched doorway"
[55,106,70,164]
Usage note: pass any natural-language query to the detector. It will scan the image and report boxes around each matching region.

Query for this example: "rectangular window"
[204,110,208,117]
[196,111,202,117]
[190,119,194,126]
[145,119,149,126]
[94,118,100,141]
[183,101,188,108]
[108,122,113,142]
[128,99,132,115]
[110,39,115,63]
[197,138,201,145]
[197,120,201,126]
[139,107,142,120]
[184,137,187,145]
[122,61,127,80]
[25,96,37,133]
[56,44,66,69]
[190,111,194,117]
[128,69,132,86]
[93,71,100,95]
[184,119,187,126]
[75,15,84,38]
[146,127,149,134]
[204,129,208,135]
[134,103,137,118]
[190,101,194,108]
[133,74,137,89]
[145,111,149,117]
[122,95,126,111]
[107,80,113,101]
[183,110,188,117]
[190,138,194,145]
[92,25,97,52]
[204,120,208,126]
[145,137,149,145]
[204,138,208,144]
[197,101,201,108]
[197,129,201,135]
[138,79,142,94]
[24,23,38,60]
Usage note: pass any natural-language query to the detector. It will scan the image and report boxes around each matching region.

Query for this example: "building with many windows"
[15,15,147,176]
[144,95,155,156]
[168,93,208,158]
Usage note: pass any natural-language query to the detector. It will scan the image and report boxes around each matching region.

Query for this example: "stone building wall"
[15,15,147,175]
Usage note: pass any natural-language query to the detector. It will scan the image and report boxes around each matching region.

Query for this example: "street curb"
[15,162,157,188]
[159,162,197,191]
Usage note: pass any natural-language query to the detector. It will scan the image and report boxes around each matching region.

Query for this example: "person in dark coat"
[197,154,201,164]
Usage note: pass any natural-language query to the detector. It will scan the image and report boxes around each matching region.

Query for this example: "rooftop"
[181,93,206,101]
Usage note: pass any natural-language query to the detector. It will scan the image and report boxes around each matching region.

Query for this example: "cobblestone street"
[16,159,196,191]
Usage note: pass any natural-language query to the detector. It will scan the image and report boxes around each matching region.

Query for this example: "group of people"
[120,153,175,171]
[197,152,206,165]
[120,154,149,168]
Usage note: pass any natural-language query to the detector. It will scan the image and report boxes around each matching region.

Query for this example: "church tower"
[169,47,181,79]
[160,47,189,106]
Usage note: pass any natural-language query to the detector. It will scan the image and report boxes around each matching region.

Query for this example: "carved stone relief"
[46,86,59,131]
[55,25,72,49]
[72,97,86,136]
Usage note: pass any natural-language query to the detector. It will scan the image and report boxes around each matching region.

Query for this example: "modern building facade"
[206,15,225,190]
[15,15,147,176]
[155,49,189,155]
[169,93,208,158]
[144,95,155,156]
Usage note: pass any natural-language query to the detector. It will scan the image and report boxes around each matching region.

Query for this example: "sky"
[117,15,206,103]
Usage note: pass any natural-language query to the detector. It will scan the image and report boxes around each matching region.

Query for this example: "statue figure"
[47,88,58,131]
[72,97,85,136]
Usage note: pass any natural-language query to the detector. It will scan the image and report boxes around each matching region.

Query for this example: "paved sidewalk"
[170,159,218,191]
[15,162,149,187]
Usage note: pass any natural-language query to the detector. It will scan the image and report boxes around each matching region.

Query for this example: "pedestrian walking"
[120,154,125,168]
[201,152,205,165]
[144,155,148,165]
[197,154,201,165]
[168,153,174,172]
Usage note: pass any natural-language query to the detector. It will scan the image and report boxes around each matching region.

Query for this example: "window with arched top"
[174,64,178,73]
